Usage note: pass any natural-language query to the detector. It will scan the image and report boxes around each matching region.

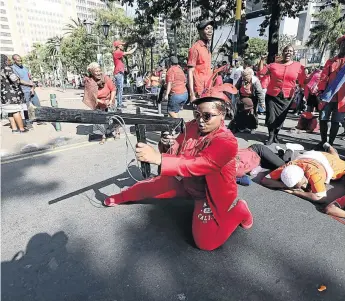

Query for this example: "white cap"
[281,165,304,188]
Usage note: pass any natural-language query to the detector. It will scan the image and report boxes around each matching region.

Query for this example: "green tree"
[256,0,310,63]
[278,34,296,52]
[306,2,345,59]
[61,30,95,75]
[247,38,268,61]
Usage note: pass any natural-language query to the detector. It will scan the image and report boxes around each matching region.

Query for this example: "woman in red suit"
[258,45,306,145]
[103,84,253,251]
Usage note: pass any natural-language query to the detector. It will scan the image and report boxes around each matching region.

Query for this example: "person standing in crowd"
[230,58,244,86]
[230,68,265,133]
[11,54,41,128]
[112,40,137,109]
[258,45,306,145]
[305,68,322,113]
[316,34,345,148]
[187,20,213,103]
[164,56,188,118]
[1,54,31,133]
[103,84,253,251]
[82,62,118,145]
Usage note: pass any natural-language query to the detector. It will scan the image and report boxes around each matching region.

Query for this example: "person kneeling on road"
[103,84,253,251]
[261,143,345,202]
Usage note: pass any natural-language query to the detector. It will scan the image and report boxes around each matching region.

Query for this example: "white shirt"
[231,66,243,85]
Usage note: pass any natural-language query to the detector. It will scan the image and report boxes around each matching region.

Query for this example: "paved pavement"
[1,124,345,301]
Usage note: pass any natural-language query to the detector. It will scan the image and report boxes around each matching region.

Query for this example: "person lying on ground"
[325,195,345,218]
[103,84,254,251]
[261,143,345,202]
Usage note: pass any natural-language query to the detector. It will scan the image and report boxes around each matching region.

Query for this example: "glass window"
[1,24,9,29]
[1,40,13,44]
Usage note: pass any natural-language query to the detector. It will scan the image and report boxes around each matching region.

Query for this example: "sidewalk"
[1,87,344,157]
[0,88,195,157]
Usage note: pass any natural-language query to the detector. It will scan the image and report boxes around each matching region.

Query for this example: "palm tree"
[46,36,64,56]
[63,18,85,35]
[306,2,345,60]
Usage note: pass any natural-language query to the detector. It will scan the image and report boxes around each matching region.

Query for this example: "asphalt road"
[1,134,345,301]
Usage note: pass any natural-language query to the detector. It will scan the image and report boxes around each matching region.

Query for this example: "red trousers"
[106,176,251,251]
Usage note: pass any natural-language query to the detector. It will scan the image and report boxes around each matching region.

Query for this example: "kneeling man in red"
[104,84,253,251]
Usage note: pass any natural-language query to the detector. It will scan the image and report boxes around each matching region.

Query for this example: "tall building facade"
[0,0,131,56]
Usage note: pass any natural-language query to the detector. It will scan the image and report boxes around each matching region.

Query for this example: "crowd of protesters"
[101,20,345,251]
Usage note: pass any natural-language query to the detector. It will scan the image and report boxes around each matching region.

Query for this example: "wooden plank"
[32,107,183,127]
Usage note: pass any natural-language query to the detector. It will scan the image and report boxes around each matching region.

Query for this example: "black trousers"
[249,144,285,170]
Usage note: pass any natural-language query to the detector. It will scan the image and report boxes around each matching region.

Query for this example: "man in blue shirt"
[12,54,41,127]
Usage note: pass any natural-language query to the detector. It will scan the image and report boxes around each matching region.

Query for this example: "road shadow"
[1,231,108,301]
[1,155,60,200]
[48,165,144,205]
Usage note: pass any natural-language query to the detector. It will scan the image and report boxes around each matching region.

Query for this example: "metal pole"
[233,0,242,60]
[189,0,193,48]
[50,94,61,131]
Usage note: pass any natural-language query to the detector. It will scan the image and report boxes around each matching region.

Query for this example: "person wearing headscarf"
[229,67,265,133]
[164,56,188,118]
[258,45,306,145]
[1,54,32,133]
[261,143,345,202]
[82,62,118,145]
[102,84,253,251]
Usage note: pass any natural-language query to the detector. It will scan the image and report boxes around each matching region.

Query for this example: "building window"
[0,31,11,36]
[0,47,14,51]
[1,40,12,44]
[0,16,7,21]
[1,24,9,29]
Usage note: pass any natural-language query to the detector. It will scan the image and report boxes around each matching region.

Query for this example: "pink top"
[258,62,305,98]
[97,76,116,109]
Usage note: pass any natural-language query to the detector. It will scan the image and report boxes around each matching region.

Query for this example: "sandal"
[99,138,106,145]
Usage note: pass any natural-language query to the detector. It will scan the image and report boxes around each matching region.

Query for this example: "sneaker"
[12,129,20,134]
[286,143,304,151]
[237,200,253,229]
[323,142,331,152]
[236,175,251,186]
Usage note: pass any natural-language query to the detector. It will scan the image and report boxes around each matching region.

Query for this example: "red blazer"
[160,121,238,225]
[258,62,305,98]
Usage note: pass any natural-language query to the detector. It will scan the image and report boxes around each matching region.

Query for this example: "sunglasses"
[193,111,221,122]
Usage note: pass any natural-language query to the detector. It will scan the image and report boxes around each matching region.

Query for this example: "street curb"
[1,140,94,163]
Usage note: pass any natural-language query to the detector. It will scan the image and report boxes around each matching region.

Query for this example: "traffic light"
[238,16,249,57]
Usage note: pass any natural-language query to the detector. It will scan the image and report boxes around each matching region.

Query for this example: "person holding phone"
[102,84,254,251]
[257,45,306,145]
[113,41,138,108]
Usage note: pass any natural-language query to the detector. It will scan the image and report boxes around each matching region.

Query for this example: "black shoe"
[283,149,293,162]
[314,142,325,151]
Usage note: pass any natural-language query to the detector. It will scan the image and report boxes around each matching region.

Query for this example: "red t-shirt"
[236,149,261,177]
[187,40,212,96]
[166,65,187,94]
[113,50,125,74]
[96,75,116,109]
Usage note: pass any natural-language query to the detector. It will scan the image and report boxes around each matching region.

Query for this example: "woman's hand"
[136,142,162,165]
[260,53,268,60]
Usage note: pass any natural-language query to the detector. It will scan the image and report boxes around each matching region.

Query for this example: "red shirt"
[317,55,345,112]
[161,121,238,224]
[113,50,125,74]
[258,74,270,89]
[96,75,116,108]
[187,40,212,96]
[236,149,261,177]
[166,65,187,94]
[258,62,305,98]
